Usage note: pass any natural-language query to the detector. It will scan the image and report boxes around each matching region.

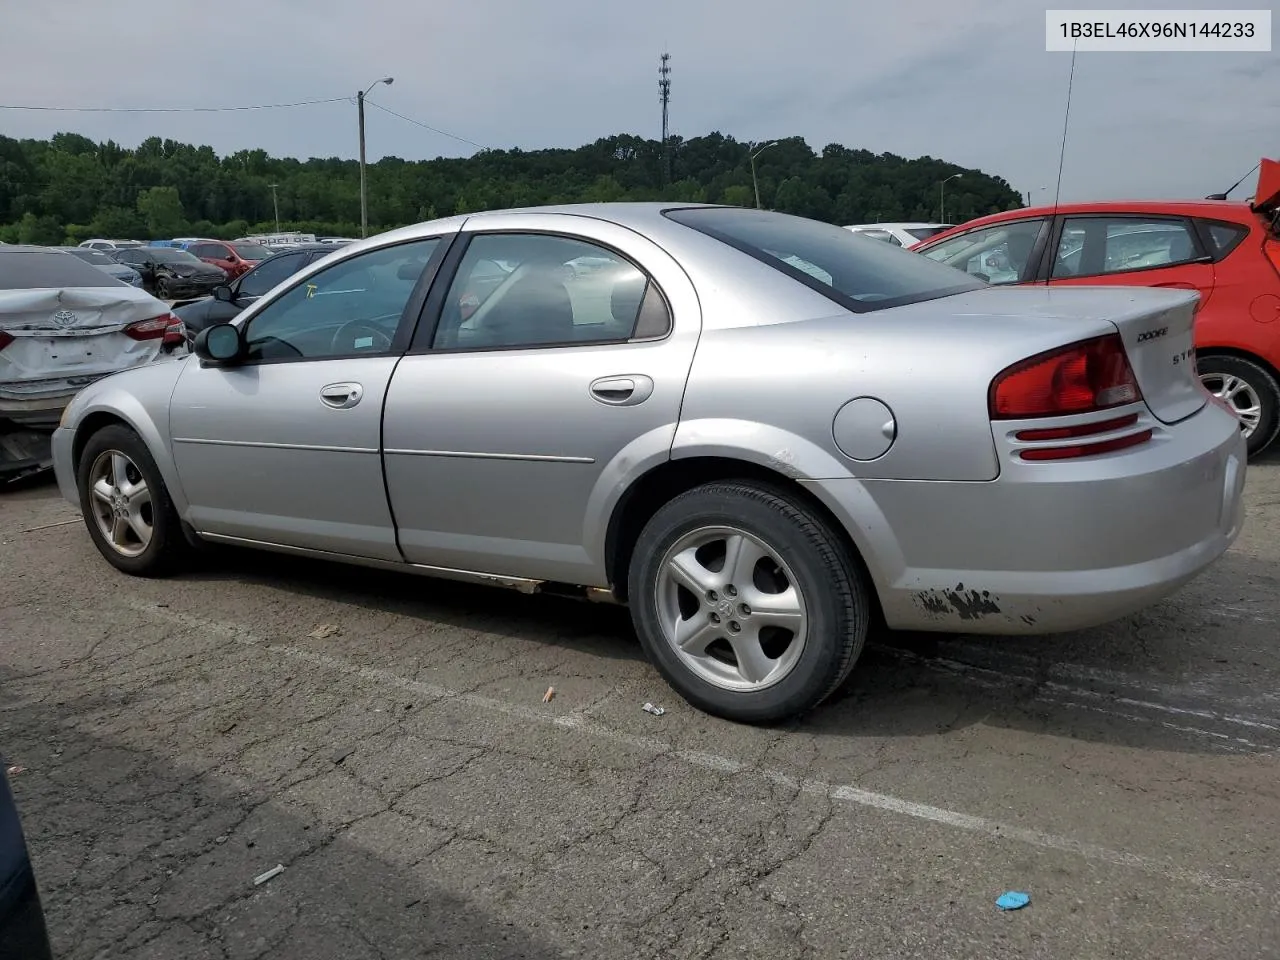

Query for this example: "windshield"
[231,243,274,261]
[148,248,204,264]
[905,226,950,241]
[664,207,985,311]
[67,248,118,266]
[0,250,122,289]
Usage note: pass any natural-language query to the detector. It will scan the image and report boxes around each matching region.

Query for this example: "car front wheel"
[77,424,189,577]
[1197,354,1280,457]
[627,481,870,724]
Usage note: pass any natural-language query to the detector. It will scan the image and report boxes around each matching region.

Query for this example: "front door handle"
[320,382,363,409]
[590,375,654,406]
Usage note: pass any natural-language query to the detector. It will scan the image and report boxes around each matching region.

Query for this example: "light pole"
[749,141,778,209]
[939,172,962,223]
[268,183,280,233]
[358,76,394,238]
[1024,186,1049,207]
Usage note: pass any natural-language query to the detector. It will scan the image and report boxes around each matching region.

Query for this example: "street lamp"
[939,172,962,223]
[268,182,280,233]
[358,76,394,238]
[749,141,778,209]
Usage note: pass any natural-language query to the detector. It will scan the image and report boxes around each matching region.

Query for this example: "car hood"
[160,263,212,276]
[0,285,169,332]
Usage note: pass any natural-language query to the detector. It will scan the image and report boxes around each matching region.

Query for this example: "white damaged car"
[0,245,187,483]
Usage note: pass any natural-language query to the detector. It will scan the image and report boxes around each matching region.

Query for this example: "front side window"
[1052,217,1201,278]
[231,242,274,261]
[242,238,440,361]
[666,207,986,310]
[431,233,671,350]
[904,226,950,242]
[919,219,1048,285]
[238,253,304,298]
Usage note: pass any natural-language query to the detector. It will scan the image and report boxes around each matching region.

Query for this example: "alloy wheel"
[1200,371,1261,439]
[88,450,154,558]
[655,525,808,692]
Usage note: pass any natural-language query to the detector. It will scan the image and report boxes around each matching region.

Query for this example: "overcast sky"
[0,0,1274,204]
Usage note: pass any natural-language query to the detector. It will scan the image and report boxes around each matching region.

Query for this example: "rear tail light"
[163,317,187,347]
[124,312,180,341]
[0,331,12,351]
[991,334,1151,461]
[990,334,1141,419]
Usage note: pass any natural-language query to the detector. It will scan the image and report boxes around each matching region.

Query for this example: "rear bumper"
[804,402,1247,635]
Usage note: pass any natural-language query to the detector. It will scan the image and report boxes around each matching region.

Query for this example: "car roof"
[943,199,1253,232]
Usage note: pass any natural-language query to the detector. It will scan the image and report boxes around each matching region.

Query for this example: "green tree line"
[0,130,1023,245]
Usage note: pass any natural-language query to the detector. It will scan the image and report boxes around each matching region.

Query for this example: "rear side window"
[0,250,120,289]
[665,207,984,311]
[1053,217,1201,278]
[1197,220,1250,261]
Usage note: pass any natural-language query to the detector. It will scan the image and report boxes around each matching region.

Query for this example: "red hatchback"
[913,164,1280,457]
[185,240,275,280]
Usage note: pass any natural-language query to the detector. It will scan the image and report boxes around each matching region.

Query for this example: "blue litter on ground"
[996,891,1030,911]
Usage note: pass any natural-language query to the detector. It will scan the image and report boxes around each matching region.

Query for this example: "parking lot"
[2,454,1279,959]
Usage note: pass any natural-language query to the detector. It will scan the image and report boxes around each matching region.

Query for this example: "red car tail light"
[0,331,13,351]
[990,334,1142,419]
[124,312,179,341]
[163,317,187,347]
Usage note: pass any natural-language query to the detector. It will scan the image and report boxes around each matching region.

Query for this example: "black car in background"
[173,243,336,335]
[0,769,53,960]
[109,246,226,300]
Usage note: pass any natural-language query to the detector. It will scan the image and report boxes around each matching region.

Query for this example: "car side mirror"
[213,285,235,303]
[194,323,245,364]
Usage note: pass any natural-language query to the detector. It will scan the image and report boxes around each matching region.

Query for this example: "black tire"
[627,481,871,724]
[156,278,171,300]
[76,424,189,577]
[1197,354,1280,458]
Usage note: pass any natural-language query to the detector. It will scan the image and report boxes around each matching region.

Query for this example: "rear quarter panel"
[672,291,1118,484]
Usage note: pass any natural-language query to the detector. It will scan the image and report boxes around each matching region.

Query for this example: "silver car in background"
[51,204,1246,722]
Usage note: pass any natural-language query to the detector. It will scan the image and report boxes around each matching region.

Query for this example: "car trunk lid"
[0,286,169,400]
[922,285,1206,424]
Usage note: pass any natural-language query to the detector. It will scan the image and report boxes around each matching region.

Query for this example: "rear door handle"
[590,375,654,406]
[320,382,363,409]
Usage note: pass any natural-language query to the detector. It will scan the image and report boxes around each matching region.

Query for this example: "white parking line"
[869,642,1280,750]
[126,600,1252,893]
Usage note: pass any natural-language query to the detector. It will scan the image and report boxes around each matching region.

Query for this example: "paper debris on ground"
[642,702,665,716]
[253,864,286,886]
[307,624,341,639]
[5,765,25,776]
[542,686,555,703]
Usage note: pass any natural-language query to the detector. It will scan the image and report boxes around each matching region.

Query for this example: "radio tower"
[659,52,672,185]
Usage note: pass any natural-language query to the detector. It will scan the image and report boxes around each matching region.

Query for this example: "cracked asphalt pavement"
[2,457,1279,959]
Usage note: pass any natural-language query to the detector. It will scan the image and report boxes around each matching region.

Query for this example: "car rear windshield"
[67,248,117,265]
[149,248,205,264]
[231,243,274,260]
[905,226,950,241]
[663,207,985,312]
[0,250,121,289]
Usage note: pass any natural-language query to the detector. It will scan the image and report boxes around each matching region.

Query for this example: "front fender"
[60,359,191,515]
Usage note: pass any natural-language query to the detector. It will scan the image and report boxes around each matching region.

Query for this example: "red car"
[912,161,1280,457]
[184,240,275,280]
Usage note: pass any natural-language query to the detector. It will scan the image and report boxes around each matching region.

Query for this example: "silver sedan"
[50,204,1247,723]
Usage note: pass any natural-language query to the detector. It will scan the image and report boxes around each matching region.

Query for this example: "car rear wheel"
[1197,354,1280,457]
[77,424,188,577]
[627,481,870,724]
